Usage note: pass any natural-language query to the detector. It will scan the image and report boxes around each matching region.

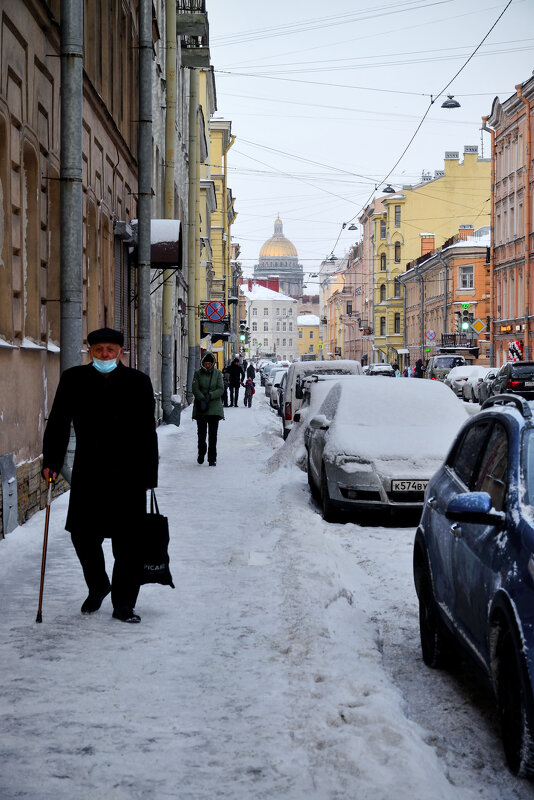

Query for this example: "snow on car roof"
[320,376,469,467]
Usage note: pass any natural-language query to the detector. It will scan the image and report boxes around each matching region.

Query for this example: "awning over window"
[129,219,183,268]
[396,348,410,354]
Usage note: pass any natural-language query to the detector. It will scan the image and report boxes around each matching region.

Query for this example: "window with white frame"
[459,264,474,289]
[264,338,268,346]
[309,330,314,339]
[252,321,257,331]
[298,330,303,338]
[282,322,286,331]
[288,308,293,315]
[380,316,386,336]
[263,308,268,316]
[252,307,257,316]
[276,308,280,315]
[263,321,268,331]
[380,219,386,239]
[394,205,401,226]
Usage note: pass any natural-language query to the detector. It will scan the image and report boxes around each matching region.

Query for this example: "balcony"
[177,0,210,67]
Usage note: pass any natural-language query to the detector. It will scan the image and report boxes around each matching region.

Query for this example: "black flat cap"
[87,327,124,347]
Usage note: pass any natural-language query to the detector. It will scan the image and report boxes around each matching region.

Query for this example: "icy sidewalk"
[0,396,474,800]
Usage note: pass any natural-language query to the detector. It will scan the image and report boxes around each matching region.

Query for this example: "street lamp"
[441,95,461,109]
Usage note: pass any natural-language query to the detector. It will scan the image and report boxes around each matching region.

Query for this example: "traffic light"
[239,320,247,343]
[461,310,471,331]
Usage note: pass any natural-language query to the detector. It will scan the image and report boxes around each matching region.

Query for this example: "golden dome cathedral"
[259,218,298,259]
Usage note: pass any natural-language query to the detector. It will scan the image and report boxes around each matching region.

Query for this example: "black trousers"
[71,530,140,613]
[229,385,240,406]
[197,416,220,463]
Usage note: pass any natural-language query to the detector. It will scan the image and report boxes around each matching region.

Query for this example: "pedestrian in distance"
[42,327,159,624]
[222,362,230,407]
[192,351,224,466]
[414,359,424,378]
[246,362,256,380]
[227,356,245,407]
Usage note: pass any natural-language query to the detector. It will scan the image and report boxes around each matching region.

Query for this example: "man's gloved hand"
[204,393,211,402]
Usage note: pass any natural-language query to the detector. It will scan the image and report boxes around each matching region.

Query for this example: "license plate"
[525,382,534,387]
[391,479,428,492]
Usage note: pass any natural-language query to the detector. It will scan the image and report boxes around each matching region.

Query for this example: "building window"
[288,308,293,315]
[394,242,401,263]
[308,345,314,353]
[380,284,386,302]
[276,308,280,315]
[310,330,314,339]
[394,312,400,333]
[282,322,287,331]
[289,338,292,346]
[394,205,401,227]
[394,277,401,297]
[263,308,268,316]
[252,307,257,316]
[264,338,268,346]
[380,316,386,336]
[282,338,286,347]
[252,321,257,331]
[346,301,352,315]
[282,308,287,317]
[380,220,386,239]
[459,265,474,289]
[298,330,303,339]
[276,321,280,331]
[264,322,268,331]
[380,253,386,271]
[289,322,293,331]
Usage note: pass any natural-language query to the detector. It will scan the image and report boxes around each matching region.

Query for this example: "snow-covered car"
[444,365,479,396]
[269,368,288,409]
[367,363,395,377]
[477,368,499,404]
[282,359,362,440]
[304,377,469,521]
[461,366,495,402]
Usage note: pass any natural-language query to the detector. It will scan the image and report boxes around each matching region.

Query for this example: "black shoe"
[209,461,216,466]
[112,608,141,623]
[197,454,205,464]
[81,585,111,614]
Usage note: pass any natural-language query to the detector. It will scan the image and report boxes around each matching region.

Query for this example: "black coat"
[43,362,158,534]
[227,361,245,387]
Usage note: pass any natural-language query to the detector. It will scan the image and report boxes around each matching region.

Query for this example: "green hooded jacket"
[191,352,225,420]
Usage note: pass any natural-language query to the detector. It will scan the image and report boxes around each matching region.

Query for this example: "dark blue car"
[413,394,534,777]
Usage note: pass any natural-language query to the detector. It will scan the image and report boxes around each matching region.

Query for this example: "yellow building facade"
[369,146,491,366]
[297,314,320,359]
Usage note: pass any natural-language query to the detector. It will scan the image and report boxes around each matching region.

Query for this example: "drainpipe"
[416,268,425,361]
[186,68,199,399]
[516,86,532,360]
[223,133,236,362]
[437,251,449,341]
[482,115,496,364]
[161,0,176,419]
[137,0,152,375]
[60,0,83,374]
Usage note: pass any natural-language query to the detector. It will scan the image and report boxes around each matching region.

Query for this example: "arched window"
[380,253,386,271]
[380,284,386,302]
[394,242,401,263]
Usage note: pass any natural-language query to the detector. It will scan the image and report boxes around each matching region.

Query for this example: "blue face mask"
[92,358,118,374]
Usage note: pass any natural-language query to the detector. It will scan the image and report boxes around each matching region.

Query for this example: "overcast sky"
[208,0,534,278]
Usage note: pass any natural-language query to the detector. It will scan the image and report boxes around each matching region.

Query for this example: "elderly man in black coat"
[227,357,245,407]
[42,328,158,624]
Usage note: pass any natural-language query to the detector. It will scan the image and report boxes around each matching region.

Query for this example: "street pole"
[59,0,83,374]
[186,68,199,400]
[161,0,176,418]
[137,0,152,375]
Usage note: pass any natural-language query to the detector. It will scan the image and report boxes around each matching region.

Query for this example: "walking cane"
[36,477,54,623]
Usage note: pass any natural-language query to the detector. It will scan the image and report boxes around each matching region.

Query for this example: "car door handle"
[427,496,437,509]
[450,523,462,538]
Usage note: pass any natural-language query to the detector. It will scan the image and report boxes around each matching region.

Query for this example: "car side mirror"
[308,414,330,431]
[445,492,505,526]
[295,381,304,400]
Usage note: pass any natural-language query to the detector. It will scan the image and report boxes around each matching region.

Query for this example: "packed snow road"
[0,389,532,799]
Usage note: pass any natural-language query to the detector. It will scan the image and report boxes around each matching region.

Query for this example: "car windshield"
[436,356,464,369]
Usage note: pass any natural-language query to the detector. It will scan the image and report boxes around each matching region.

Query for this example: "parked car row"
[269,361,534,776]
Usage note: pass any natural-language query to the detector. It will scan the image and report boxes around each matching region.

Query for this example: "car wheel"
[321,465,336,522]
[417,559,450,668]
[495,625,534,776]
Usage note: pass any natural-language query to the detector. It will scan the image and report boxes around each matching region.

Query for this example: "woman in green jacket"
[191,352,224,466]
